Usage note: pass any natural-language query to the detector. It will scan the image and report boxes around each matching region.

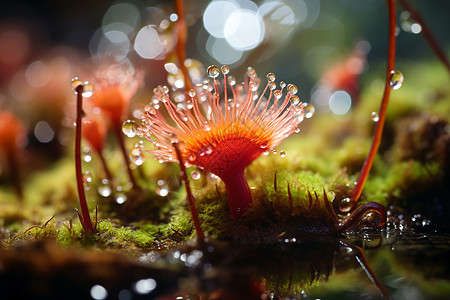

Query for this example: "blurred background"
[0,0,449,168]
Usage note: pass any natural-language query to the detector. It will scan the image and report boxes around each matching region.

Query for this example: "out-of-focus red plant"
[319,41,369,103]
[82,113,112,180]
[0,110,27,200]
[88,59,143,187]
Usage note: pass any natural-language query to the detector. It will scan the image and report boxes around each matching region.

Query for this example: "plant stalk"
[75,85,95,234]
[172,142,204,244]
[398,0,450,73]
[350,0,397,205]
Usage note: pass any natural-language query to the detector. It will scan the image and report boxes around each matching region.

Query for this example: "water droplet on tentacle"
[287,84,298,95]
[247,67,256,77]
[266,73,276,82]
[220,65,230,75]
[207,65,220,78]
[227,75,236,86]
[303,103,315,118]
[290,95,300,105]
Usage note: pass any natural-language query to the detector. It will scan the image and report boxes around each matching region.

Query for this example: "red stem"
[113,122,138,188]
[174,0,192,92]
[349,0,397,206]
[172,142,204,244]
[398,0,450,73]
[75,85,95,234]
[221,171,253,219]
[338,202,387,232]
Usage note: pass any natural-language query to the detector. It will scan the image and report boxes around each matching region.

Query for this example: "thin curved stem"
[172,142,204,245]
[75,85,95,234]
[398,0,450,73]
[338,202,387,233]
[350,0,397,206]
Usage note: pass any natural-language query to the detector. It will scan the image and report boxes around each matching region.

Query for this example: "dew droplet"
[287,84,298,95]
[191,170,201,180]
[130,147,145,166]
[279,81,286,88]
[71,77,83,90]
[205,145,213,155]
[83,171,92,183]
[162,86,170,94]
[274,90,282,99]
[389,70,404,90]
[207,65,220,78]
[269,82,276,90]
[122,120,137,138]
[207,172,219,182]
[339,197,353,212]
[188,89,196,97]
[188,153,197,162]
[247,67,256,77]
[98,180,112,197]
[294,126,301,133]
[156,186,169,197]
[303,103,315,118]
[290,95,300,105]
[294,110,304,123]
[266,73,276,82]
[220,65,230,75]
[260,141,269,149]
[83,147,92,162]
[114,193,127,204]
[203,123,211,131]
[82,82,94,98]
[280,150,286,157]
[227,75,236,86]
[371,112,379,122]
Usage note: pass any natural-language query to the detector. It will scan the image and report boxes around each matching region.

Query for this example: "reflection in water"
[2,234,450,299]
